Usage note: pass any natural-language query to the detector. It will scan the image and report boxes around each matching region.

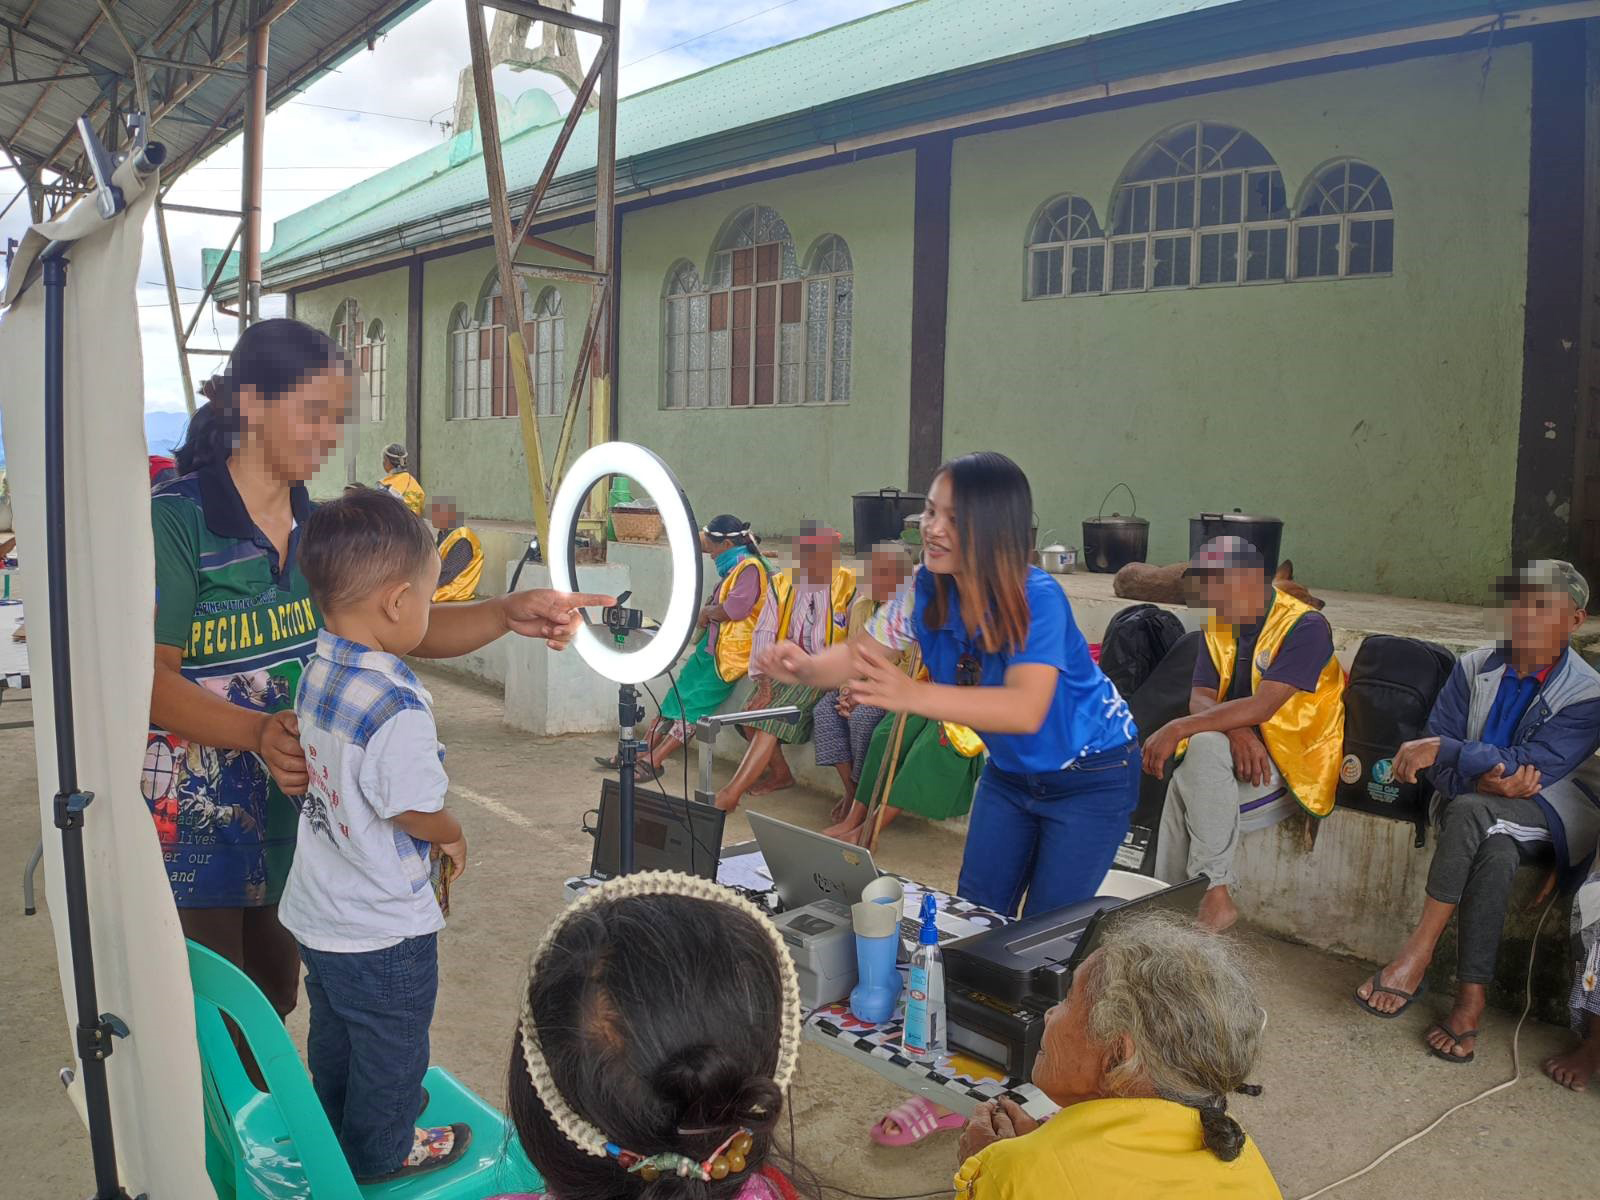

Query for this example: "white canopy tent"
[1,150,210,1196]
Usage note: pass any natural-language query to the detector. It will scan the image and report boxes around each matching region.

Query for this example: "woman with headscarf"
[380,442,425,516]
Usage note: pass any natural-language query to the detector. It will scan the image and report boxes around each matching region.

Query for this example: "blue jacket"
[1427,645,1600,874]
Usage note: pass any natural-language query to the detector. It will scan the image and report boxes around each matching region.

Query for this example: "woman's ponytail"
[175,376,239,474]
[172,318,347,474]
[1197,1100,1246,1162]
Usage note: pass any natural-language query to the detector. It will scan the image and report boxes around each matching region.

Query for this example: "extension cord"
[1295,895,1561,1199]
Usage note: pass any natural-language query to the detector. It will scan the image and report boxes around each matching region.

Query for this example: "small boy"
[279,489,471,1182]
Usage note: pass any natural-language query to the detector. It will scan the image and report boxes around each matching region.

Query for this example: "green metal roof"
[249,0,1588,287]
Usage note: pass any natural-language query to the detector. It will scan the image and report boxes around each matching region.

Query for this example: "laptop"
[590,780,725,881]
[745,812,991,943]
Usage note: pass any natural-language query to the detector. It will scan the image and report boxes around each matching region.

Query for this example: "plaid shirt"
[278,631,448,953]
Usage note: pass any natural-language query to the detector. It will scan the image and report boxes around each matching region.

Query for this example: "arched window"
[806,234,852,404]
[1296,160,1394,279]
[1108,122,1289,291]
[664,260,707,409]
[661,208,850,409]
[448,272,531,419]
[1026,196,1104,298]
[361,319,387,421]
[331,298,360,353]
[531,287,565,417]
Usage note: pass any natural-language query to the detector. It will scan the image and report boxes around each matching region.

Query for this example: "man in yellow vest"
[1142,536,1344,932]
[430,495,484,603]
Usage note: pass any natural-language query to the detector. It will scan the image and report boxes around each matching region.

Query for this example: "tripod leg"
[23,838,42,915]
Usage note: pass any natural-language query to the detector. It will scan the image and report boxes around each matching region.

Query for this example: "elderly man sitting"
[955,913,1282,1199]
[1356,560,1600,1066]
[1143,536,1344,932]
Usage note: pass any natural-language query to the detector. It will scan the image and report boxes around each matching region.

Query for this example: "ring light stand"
[548,444,702,875]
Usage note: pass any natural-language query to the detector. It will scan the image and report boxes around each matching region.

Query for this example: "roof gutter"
[262,0,1600,292]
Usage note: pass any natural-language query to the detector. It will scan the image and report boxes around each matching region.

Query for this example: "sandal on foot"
[869,1097,965,1148]
[357,1123,472,1183]
[1425,1024,1478,1065]
[1353,969,1425,1019]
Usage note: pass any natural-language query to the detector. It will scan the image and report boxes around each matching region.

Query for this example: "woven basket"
[612,506,665,543]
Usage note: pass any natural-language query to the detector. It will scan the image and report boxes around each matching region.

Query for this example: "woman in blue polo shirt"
[761,451,1137,917]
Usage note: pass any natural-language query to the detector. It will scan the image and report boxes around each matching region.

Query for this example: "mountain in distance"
[0,408,190,468]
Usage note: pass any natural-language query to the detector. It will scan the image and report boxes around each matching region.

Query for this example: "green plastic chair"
[186,940,545,1200]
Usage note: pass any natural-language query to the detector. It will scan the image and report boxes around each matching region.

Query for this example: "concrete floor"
[5,667,1598,1199]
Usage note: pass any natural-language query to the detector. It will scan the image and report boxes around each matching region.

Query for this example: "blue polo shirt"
[867,567,1136,775]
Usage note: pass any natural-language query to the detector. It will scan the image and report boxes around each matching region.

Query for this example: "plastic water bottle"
[903,893,946,1059]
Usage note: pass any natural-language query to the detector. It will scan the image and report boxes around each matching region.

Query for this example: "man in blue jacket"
[1355,561,1600,1064]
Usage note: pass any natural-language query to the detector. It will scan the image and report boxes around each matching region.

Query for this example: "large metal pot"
[1189,509,1283,575]
[1083,484,1149,574]
[853,487,925,550]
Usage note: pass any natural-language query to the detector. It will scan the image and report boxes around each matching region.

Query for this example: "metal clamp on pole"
[52,788,95,830]
[691,707,802,804]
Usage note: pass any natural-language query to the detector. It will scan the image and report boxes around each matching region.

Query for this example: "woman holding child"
[145,321,606,1137]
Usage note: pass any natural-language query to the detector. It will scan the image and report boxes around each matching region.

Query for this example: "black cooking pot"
[852,487,926,550]
[1083,483,1149,574]
[1189,509,1283,575]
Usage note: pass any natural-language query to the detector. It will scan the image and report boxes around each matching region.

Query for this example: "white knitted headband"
[517,871,803,1159]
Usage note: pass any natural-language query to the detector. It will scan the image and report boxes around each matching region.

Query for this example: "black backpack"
[1099,604,1186,702]
[1337,634,1456,844]
[1120,630,1203,876]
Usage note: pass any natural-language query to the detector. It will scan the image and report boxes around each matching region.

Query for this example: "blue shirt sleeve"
[1009,573,1076,671]
[1192,645,1221,692]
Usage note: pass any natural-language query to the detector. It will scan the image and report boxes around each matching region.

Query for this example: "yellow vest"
[381,470,425,516]
[711,556,771,683]
[772,566,857,649]
[1192,587,1345,818]
[432,527,484,603]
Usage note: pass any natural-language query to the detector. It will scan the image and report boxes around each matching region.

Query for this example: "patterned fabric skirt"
[855,713,984,821]
[813,691,889,781]
[740,678,825,744]
[657,640,737,739]
[1572,851,1600,1029]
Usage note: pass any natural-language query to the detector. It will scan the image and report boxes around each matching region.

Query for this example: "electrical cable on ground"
[1295,893,1562,1199]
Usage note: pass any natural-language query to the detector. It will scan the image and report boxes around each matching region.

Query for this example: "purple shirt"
[1193,610,1333,700]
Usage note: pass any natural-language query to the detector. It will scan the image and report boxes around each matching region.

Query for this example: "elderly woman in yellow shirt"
[955,914,1282,1200]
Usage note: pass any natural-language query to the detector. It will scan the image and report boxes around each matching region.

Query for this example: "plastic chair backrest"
[186,939,365,1199]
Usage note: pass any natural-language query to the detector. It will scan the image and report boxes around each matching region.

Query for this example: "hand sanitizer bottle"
[903,893,945,1059]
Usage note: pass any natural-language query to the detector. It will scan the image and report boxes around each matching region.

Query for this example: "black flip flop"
[1353,969,1426,1019]
[1425,1024,1478,1065]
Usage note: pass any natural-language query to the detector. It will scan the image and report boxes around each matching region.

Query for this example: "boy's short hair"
[301,489,437,613]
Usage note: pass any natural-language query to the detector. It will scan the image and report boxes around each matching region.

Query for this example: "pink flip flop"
[869,1097,965,1147]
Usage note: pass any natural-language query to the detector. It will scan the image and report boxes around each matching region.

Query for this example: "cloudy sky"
[0,0,902,414]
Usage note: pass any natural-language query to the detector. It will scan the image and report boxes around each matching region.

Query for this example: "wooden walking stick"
[861,647,922,853]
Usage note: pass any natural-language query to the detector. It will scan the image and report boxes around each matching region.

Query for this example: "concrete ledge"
[1231,806,1572,1023]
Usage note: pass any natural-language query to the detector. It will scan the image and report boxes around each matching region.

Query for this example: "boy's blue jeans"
[299,933,438,1179]
[957,743,1139,918]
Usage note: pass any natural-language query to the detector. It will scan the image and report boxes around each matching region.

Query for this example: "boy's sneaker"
[357,1123,472,1183]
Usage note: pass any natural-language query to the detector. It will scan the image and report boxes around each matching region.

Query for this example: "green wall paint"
[418,229,599,521]
[294,266,409,497]
[944,48,1533,602]
[617,152,917,538]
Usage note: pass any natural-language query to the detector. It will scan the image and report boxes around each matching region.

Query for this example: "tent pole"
[43,247,133,1200]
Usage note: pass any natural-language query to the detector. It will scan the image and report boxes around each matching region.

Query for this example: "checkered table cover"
[564,856,1053,1119]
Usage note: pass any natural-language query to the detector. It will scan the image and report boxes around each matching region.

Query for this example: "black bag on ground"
[1119,630,1203,875]
[1099,604,1186,701]
[1337,634,1456,838]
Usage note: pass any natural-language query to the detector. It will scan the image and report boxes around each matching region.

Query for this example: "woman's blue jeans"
[956,743,1139,918]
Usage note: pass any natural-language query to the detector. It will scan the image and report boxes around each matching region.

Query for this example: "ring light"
[548,442,701,685]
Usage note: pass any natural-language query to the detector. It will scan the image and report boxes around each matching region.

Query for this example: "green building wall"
[283,47,1536,602]
[615,152,917,538]
[295,265,409,494]
[943,48,1533,603]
